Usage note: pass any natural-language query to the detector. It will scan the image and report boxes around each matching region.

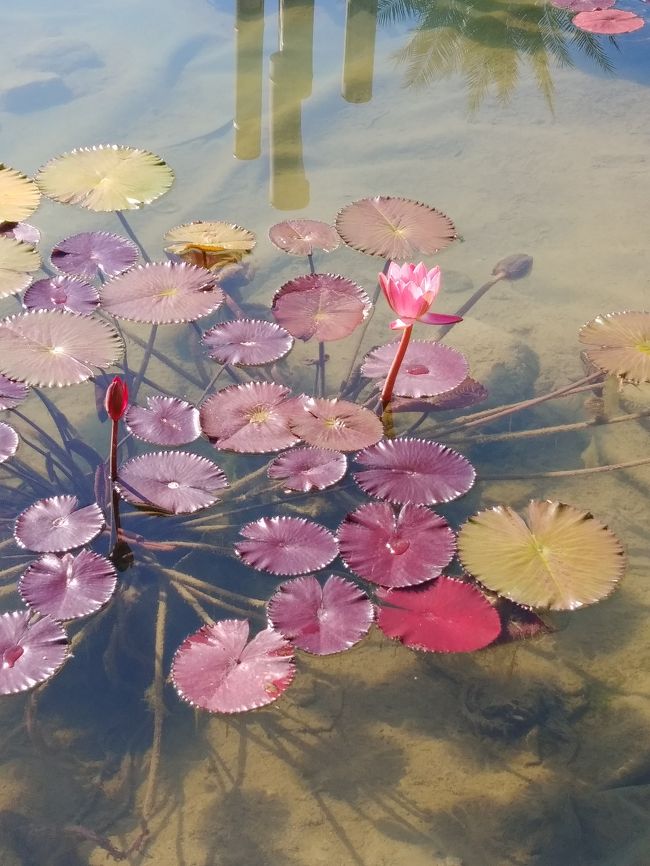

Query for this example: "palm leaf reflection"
[381,0,614,110]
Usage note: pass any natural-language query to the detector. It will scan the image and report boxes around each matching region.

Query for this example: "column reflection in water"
[342,0,378,104]
[270,0,314,209]
[234,0,265,160]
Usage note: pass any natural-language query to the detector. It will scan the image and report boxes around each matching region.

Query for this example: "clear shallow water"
[1,1,650,864]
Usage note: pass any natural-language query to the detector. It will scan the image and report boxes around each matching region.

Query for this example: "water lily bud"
[104,376,128,421]
[492,254,533,281]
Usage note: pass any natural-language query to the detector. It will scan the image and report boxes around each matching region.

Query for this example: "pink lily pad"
[100,262,224,324]
[171,619,295,713]
[125,396,201,446]
[272,274,371,342]
[267,446,347,492]
[0,223,41,245]
[267,575,373,655]
[268,220,341,256]
[376,577,501,653]
[14,495,104,553]
[23,275,99,315]
[116,451,228,514]
[0,611,70,695]
[354,437,476,505]
[0,422,19,463]
[50,231,139,279]
[338,502,455,587]
[200,382,299,453]
[290,397,383,451]
[335,196,457,259]
[202,319,294,366]
[362,340,469,398]
[19,549,117,621]
[551,0,614,10]
[235,516,339,575]
[572,9,644,32]
[0,373,29,410]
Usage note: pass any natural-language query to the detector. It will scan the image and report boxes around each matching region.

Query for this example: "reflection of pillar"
[270,0,314,210]
[342,0,378,104]
[234,0,264,160]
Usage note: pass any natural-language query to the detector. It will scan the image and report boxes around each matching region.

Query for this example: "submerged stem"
[142,584,167,822]
[480,455,650,481]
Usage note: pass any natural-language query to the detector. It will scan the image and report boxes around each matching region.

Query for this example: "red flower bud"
[105,376,129,422]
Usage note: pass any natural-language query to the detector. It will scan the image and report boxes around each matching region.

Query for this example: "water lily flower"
[379,262,462,330]
[378,263,462,410]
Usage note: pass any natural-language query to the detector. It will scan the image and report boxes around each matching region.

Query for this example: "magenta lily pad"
[335,196,457,259]
[202,319,294,366]
[200,382,299,453]
[578,311,650,384]
[354,437,475,505]
[268,446,347,492]
[0,374,29,410]
[235,516,339,575]
[0,310,123,387]
[172,619,295,713]
[23,275,99,314]
[362,340,469,398]
[14,495,104,553]
[0,611,69,695]
[100,262,224,324]
[573,9,644,33]
[290,397,383,451]
[267,575,373,655]
[116,451,228,514]
[338,502,455,587]
[272,274,371,342]
[19,549,117,621]
[376,577,501,653]
[51,231,139,279]
[0,422,19,463]
[268,220,341,256]
[125,396,201,446]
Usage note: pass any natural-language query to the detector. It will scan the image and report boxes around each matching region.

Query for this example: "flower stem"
[380,325,412,409]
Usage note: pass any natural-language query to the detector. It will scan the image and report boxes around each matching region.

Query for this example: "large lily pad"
[0,165,41,222]
[457,500,626,610]
[272,274,371,342]
[164,221,255,271]
[0,236,41,299]
[35,145,174,212]
[578,311,650,383]
[362,340,469,398]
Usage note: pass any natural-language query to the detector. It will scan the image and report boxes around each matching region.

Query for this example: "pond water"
[1,0,649,864]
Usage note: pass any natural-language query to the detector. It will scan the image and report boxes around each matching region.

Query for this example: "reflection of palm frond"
[394,28,462,88]
[531,50,556,112]
[568,25,616,74]
[378,0,420,25]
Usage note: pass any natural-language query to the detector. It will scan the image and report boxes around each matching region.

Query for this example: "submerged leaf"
[0,611,69,695]
[272,274,371,342]
[14,495,104,553]
[578,311,650,383]
[235,516,339,575]
[268,219,340,256]
[51,231,138,279]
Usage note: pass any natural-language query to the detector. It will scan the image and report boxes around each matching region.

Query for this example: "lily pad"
[202,319,293,366]
[457,500,626,610]
[0,422,19,463]
[235,516,339,575]
[171,620,295,713]
[0,611,69,695]
[362,340,469,398]
[0,223,41,245]
[23,275,99,315]
[0,165,41,222]
[51,231,138,279]
[578,311,650,383]
[267,575,373,655]
[269,220,340,256]
[35,145,174,211]
[267,447,347,492]
[125,396,201,446]
[0,310,123,387]
[0,236,41,299]
[573,9,644,33]
[0,374,29,410]
[290,397,383,451]
[14,495,104,553]
[335,196,457,259]
[164,221,255,271]
[272,274,371,342]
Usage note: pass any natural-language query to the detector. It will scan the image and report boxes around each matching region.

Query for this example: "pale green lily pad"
[0,164,41,222]
[457,500,625,611]
[578,311,650,383]
[0,236,41,299]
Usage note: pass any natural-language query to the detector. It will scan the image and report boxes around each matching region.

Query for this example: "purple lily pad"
[0,223,41,245]
[100,262,224,324]
[0,374,29,410]
[19,549,117,621]
[267,575,373,655]
[172,619,295,713]
[0,422,19,463]
[125,396,201,446]
[235,516,339,575]
[200,382,299,453]
[268,220,341,256]
[362,340,469,398]
[202,319,294,366]
[14,495,104,553]
[51,231,139,279]
[23,275,99,315]
[268,447,347,492]
[272,274,371,342]
[376,577,501,653]
[338,502,455,587]
[116,451,228,514]
[354,437,476,505]
[290,397,383,452]
[0,611,69,695]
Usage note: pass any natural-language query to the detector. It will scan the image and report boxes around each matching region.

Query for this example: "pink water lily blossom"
[378,262,462,330]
